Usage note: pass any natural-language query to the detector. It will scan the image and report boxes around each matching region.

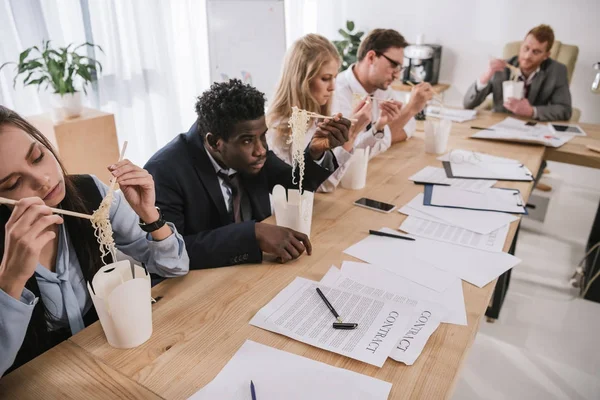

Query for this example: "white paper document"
[250,277,412,367]
[401,193,519,234]
[471,117,574,148]
[343,228,521,288]
[409,166,496,191]
[343,235,456,293]
[425,106,477,123]
[445,161,533,181]
[337,262,467,326]
[428,185,526,214]
[320,266,446,365]
[188,340,392,400]
[437,150,521,164]
[400,215,509,253]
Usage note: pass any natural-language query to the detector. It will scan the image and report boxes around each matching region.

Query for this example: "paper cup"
[502,80,524,103]
[272,185,314,237]
[87,260,153,349]
[424,119,451,154]
[340,147,370,190]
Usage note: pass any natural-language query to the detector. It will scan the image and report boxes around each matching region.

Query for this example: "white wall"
[288,0,600,123]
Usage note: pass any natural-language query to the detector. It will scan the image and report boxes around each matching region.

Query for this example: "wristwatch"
[372,125,385,139]
[139,206,167,232]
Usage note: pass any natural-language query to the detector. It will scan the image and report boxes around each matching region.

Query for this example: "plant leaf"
[338,30,351,39]
[346,20,355,31]
[19,48,32,64]
[0,61,16,72]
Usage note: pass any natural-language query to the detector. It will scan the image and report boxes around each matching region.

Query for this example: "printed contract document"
[250,277,411,367]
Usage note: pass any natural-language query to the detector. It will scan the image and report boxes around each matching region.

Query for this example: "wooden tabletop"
[7,111,597,399]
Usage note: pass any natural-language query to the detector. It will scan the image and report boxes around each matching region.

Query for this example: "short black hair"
[195,79,266,141]
[357,29,409,62]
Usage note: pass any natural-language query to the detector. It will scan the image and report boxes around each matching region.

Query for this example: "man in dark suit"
[145,79,351,269]
[464,24,572,121]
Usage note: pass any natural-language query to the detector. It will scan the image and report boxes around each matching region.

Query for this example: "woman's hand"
[0,198,62,299]
[109,160,159,224]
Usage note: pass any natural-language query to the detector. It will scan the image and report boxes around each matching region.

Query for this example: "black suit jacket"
[145,123,337,269]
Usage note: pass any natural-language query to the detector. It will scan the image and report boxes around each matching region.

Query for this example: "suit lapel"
[185,124,231,226]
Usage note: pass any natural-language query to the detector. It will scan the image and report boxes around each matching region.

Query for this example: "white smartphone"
[354,197,396,213]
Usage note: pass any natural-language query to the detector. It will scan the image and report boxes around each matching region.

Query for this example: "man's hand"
[255,223,312,263]
[504,97,534,118]
[406,82,434,115]
[480,58,506,85]
[374,100,403,131]
[308,113,351,159]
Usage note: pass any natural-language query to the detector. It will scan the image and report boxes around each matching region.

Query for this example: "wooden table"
[2,112,552,400]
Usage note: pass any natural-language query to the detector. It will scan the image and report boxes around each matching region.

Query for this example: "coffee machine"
[402,35,442,85]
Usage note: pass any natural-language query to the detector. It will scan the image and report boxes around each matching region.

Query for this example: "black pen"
[316,288,359,330]
[471,126,495,131]
[369,230,415,241]
[250,380,256,400]
[316,288,342,323]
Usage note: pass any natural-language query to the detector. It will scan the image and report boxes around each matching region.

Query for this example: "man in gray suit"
[464,24,572,121]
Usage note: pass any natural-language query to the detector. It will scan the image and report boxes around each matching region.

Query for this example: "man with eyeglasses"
[332,28,434,158]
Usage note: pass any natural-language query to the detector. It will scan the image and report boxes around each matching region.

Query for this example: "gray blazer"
[463,56,572,121]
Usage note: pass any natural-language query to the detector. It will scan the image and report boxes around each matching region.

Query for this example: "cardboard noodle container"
[87,260,153,348]
[340,147,370,190]
[424,119,452,155]
[272,185,314,237]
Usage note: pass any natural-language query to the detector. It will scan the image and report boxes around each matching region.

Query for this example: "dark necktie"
[518,75,531,99]
[217,171,242,223]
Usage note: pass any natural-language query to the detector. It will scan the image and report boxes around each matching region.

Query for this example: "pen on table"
[369,230,415,241]
[316,288,342,323]
[315,288,358,329]
[251,380,256,400]
[471,126,495,131]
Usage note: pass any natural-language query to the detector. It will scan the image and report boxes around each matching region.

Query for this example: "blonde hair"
[267,34,340,147]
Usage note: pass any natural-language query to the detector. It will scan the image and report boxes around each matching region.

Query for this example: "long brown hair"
[0,105,106,373]
[266,34,340,150]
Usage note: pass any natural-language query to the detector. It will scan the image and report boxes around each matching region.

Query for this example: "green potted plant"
[332,20,365,70]
[0,40,103,121]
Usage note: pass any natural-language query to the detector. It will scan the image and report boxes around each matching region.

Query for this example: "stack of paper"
[437,149,533,182]
[424,184,527,214]
[188,340,392,400]
[437,150,521,165]
[250,277,422,367]
[344,228,521,288]
[400,193,518,234]
[425,106,477,123]
[470,117,574,148]
[409,166,496,191]
[399,215,509,253]
[320,264,454,366]
[330,262,466,326]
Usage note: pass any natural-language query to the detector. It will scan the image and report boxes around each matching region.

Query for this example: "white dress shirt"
[332,64,417,160]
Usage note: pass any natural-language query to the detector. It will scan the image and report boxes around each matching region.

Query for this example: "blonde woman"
[266,34,372,192]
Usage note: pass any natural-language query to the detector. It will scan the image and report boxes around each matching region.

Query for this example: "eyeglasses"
[449,150,483,164]
[375,51,405,73]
